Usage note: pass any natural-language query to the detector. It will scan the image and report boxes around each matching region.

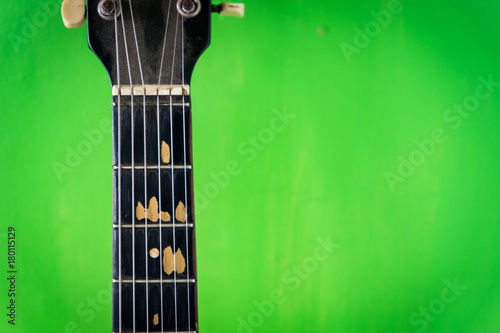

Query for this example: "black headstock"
[87,0,211,86]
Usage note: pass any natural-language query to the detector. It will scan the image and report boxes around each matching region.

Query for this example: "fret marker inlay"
[153,313,159,326]
[136,197,171,222]
[163,246,186,275]
[161,141,171,164]
[149,248,160,258]
[175,201,187,223]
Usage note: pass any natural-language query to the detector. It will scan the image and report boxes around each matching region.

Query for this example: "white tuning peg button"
[62,0,86,28]
[214,3,245,18]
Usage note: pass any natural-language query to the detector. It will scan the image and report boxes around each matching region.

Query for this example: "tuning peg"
[61,0,86,28]
[211,3,245,18]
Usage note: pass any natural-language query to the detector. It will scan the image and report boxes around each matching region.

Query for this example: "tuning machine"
[61,0,86,28]
[211,3,245,18]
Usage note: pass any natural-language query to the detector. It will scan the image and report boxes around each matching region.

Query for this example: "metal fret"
[114,224,194,228]
[113,331,197,333]
[114,165,192,170]
[114,279,196,284]
[113,102,191,107]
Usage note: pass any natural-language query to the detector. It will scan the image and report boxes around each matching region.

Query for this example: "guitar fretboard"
[112,93,198,332]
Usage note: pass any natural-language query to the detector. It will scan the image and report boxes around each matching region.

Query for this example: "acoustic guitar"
[61,1,244,331]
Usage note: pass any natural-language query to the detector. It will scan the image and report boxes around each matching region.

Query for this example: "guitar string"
[181,15,192,332]
[156,92,163,330]
[158,0,173,86]
[118,1,136,331]
[169,11,181,333]
[113,4,122,332]
[117,2,188,332]
[126,1,148,332]
[157,1,173,332]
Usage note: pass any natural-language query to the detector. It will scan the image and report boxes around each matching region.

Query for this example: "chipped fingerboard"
[112,94,198,332]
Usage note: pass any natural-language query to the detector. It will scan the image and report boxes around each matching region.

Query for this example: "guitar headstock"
[61,0,244,87]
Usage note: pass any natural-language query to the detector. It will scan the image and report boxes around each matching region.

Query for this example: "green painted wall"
[1,0,500,332]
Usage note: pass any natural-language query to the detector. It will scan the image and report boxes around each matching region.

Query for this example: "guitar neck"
[62,0,244,330]
[112,88,198,332]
